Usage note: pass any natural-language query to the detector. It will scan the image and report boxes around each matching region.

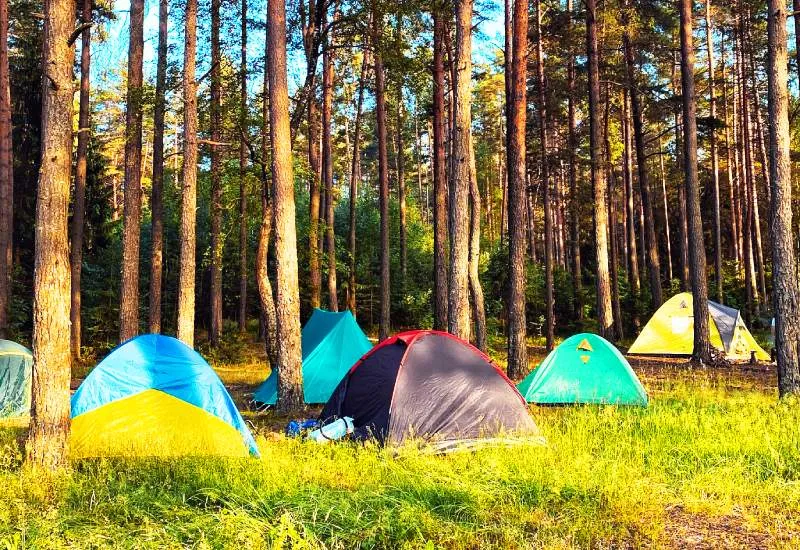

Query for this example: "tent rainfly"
[0,340,32,418]
[518,333,648,405]
[70,334,259,458]
[320,330,540,447]
[254,308,373,405]
[628,292,770,361]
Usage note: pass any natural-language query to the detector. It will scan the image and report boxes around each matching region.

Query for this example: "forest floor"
[1,334,799,549]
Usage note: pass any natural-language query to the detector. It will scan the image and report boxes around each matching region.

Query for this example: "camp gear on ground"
[70,334,259,458]
[518,333,648,405]
[255,308,373,405]
[320,330,539,446]
[628,292,770,361]
[0,340,32,418]
[309,417,354,443]
[285,419,320,437]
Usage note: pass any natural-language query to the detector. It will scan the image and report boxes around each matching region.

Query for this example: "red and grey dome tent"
[320,330,539,446]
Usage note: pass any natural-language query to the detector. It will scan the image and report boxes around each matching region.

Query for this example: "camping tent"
[518,333,648,405]
[628,292,770,361]
[254,308,372,405]
[320,330,539,446]
[70,334,258,458]
[0,340,32,418]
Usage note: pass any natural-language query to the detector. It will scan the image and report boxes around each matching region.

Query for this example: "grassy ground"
[1,338,799,548]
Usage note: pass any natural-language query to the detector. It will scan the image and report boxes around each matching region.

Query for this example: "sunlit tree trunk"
[268,0,304,412]
[720,33,741,270]
[348,52,368,316]
[672,50,690,290]
[209,0,223,346]
[119,0,145,342]
[767,0,800,395]
[322,7,337,311]
[448,0,472,340]
[679,0,711,364]
[373,0,391,341]
[238,0,248,333]
[657,137,673,282]
[149,0,167,334]
[177,0,198,347]
[0,0,11,339]
[467,131,486,351]
[27,0,73,468]
[506,0,528,377]
[534,0,553,350]
[306,0,322,309]
[622,90,641,323]
[605,89,623,340]
[70,0,91,356]
[432,3,448,331]
[587,0,614,339]
[704,0,722,302]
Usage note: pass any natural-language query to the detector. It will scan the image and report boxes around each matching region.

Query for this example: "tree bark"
[119,0,145,342]
[587,0,614,339]
[373,0,391,341]
[396,16,407,290]
[432,3,448,331]
[70,0,91,356]
[767,0,800,395]
[622,90,641,313]
[720,32,741,269]
[657,137,673,282]
[534,0,553,350]
[679,0,712,364]
[704,0,723,302]
[567,0,581,321]
[322,7,337,311]
[605,88,624,340]
[149,0,167,334]
[672,50,690,290]
[306,0,322,310]
[622,13,662,308]
[448,0,471,341]
[238,0,248,333]
[468,130,486,351]
[177,0,198,347]
[506,0,528,378]
[27,0,73,468]
[0,0,11,339]
[268,0,304,413]
[209,0,223,346]
[348,52,368,316]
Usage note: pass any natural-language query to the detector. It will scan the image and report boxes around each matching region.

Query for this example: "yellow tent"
[628,292,770,361]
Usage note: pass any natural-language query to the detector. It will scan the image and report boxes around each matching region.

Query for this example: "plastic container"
[309,417,355,443]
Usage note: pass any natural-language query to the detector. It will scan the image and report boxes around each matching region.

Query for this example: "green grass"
[1,360,799,548]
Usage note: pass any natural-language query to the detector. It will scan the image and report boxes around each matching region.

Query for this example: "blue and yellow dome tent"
[70,334,259,458]
[254,308,373,405]
[0,340,32,418]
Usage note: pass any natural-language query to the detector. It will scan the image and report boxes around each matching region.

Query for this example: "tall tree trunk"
[623,12,662,308]
[622,90,641,317]
[119,0,145,342]
[149,0,167,334]
[448,0,472,340]
[767,0,800,394]
[322,8,337,311]
[348,52,368,316]
[507,0,528,377]
[605,89,624,340]
[306,0,322,310]
[704,0,723,302]
[588,0,614,339]
[432,3,448,331]
[0,0,11,339]
[673,50,690,289]
[238,0,248,333]
[534,0,553,351]
[468,130,486,351]
[268,0,304,413]
[27,0,73,468]
[177,0,198,347]
[373,0,391,341]
[721,33,741,269]
[396,16,407,290]
[679,0,711,364]
[658,137,673,282]
[70,0,91,357]
[209,0,223,346]
[567,0,581,320]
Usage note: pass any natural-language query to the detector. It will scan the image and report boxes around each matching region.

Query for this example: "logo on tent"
[577,338,593,352]
[679,300,688,309]
[580,354,590,364]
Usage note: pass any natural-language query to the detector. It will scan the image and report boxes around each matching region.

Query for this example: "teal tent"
[518,333,647,405]
[0,340,33,418]
[254,309,373,404]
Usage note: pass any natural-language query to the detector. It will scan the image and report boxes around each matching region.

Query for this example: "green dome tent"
[254,308,373,405]
[518,333,648,406]
[0,340,33,418]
